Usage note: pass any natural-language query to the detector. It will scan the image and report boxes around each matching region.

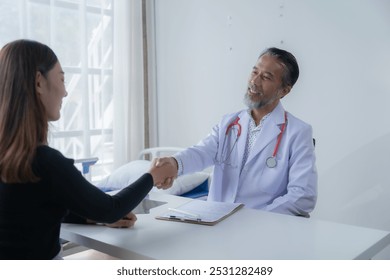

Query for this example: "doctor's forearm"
[264,191,316,217]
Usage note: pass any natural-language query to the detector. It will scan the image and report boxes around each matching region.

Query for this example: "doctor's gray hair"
[259,47,299,88]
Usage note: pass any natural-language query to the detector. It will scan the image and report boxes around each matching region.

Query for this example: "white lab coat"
[175,102,317,217]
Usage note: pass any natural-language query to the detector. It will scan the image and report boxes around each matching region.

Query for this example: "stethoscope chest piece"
[266,156,277,168]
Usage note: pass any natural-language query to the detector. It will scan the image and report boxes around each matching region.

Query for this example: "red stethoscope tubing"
[226,117,241,136]
[221,111,287,168]
[227,112,287,157]
[272,111,288,158]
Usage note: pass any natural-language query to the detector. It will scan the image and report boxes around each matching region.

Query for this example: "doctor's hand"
[149,157,178,189]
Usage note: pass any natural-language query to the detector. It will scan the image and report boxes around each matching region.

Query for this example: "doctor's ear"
[279,85,291,99]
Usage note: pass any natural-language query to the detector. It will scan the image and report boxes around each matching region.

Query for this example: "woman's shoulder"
[36,145,74,165]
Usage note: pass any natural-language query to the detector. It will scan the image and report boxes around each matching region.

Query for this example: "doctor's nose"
[250,76,261,87]
[250,73,262,85]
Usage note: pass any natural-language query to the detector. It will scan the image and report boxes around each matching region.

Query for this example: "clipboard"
[155,200,244,226]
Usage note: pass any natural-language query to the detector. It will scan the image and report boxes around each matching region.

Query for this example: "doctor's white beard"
[243,90,282,110]
[243,91,265,110]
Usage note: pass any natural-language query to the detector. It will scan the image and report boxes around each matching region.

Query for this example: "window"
[0,0,115,182]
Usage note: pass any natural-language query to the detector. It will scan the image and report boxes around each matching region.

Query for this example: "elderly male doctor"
[157,47,317,217]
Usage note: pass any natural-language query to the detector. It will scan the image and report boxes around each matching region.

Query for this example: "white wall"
[154,0,390,232]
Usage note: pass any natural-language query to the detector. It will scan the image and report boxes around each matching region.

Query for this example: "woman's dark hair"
[260,47,299,88]
[0,39,58,183]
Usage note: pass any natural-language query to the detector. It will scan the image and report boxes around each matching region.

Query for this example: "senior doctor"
[156,47,317,217]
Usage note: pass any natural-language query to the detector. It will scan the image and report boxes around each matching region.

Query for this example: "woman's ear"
[35,71,45,95]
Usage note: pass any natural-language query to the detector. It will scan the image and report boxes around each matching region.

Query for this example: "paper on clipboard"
[156,200,244,226]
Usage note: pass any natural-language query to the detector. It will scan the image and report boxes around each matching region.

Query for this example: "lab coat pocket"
[214,153,240,170]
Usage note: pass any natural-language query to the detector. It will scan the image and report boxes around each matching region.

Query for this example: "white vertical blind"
[113,0,145,168]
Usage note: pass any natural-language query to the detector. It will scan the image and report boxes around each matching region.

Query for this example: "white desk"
[61,192,390,260]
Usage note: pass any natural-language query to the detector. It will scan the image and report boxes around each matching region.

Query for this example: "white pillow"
[153,172,209,195]
[96,160,151,191]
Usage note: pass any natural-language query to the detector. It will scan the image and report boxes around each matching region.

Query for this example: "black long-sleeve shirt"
[0,145,153,259]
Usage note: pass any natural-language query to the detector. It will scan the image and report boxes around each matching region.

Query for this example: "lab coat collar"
[243,102,286,165]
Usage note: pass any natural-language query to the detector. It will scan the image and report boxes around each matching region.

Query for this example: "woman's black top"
[0,145,153,259]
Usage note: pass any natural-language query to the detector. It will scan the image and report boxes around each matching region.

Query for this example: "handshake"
[148,157,178,189]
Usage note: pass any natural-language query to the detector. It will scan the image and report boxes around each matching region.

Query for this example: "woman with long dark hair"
[0,39,174,259]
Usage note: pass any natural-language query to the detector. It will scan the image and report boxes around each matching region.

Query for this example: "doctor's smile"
[247,84,263,97]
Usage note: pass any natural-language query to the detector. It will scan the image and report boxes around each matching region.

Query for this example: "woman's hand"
[90,212,137,228]
[87,212,137,228]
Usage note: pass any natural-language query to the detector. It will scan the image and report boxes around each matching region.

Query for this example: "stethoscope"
[265,111,287,168]
[215,116,241,166]
[216,111,287,168]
